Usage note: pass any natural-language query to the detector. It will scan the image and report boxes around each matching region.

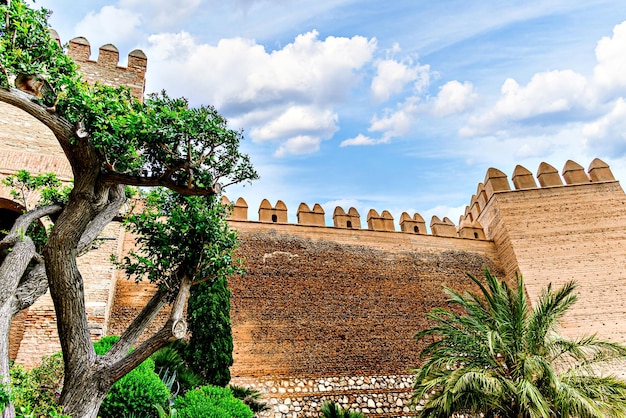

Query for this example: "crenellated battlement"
[461,158,615,229]
[50,29,147,101]
[221,195,489,240]
[222,158,617,244]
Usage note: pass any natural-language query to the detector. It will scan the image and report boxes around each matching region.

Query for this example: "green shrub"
[0,382,10,413]
[95,336,170,418]
[174,385,253,418]
[228,385,269,414]
[10,353,64,416]
[151,344,203,395]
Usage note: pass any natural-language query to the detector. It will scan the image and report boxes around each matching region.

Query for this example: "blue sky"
[36,0,626,227]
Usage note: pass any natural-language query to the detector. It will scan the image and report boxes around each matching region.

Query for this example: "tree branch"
[77,184,126,254]
[106,274,192,383]
[0,204,62,252]
[104,286,169,363]
[0,87,74,142]
[13,263,48,312]
[100,171,216,196]
[0,236,36,307]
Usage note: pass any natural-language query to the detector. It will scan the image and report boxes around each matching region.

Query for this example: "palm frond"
[412,269,626,418]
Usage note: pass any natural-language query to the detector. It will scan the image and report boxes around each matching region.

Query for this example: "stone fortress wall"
[2,35,626,417]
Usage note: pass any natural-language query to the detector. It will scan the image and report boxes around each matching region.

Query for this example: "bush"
[10,353,64,416]
[95,336,170,418]
[174,385,253,418]
[0,382,10,413]
[151,343,203,395]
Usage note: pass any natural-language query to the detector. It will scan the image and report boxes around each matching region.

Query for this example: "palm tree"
[412,269,626,418]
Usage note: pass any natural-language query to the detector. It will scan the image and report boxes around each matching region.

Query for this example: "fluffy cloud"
[462,69,587,136]
[371,58,430,102]
[459,19,626,152]
[340,134,381,147]
[583,98,626,157]
[144,30,376,156]
[74,6,141,48]
[250,106,338,142]
[368,96,420,140]
[592,21,626,100]
[432,80,478,116]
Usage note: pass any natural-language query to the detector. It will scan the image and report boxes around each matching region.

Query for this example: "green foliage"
[186,273,233,386]
[154,403,178,418]
[320,401,365,418]
[0,0,78,96]
[412,269,626,417]
[228,385,270,414]
[151,344,203,395]
[95,336,170,418]
[119,189,240,296]
[173,385,253,418]
[121,190,239,387]
[0,381,11,412]
[2,170,70,209]
[14,404,70,418]
[9,353,65,416]
[2,1,257,192]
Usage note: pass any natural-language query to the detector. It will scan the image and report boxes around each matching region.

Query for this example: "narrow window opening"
[413,226,419,233]
[474,232,479,239]
[346,220,352,228]
[271,214,278,223]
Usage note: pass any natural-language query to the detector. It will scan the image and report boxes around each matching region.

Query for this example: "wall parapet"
[462,158,615,230]
[223,158,612,242]
[222,197,487,240]
[65,35,147,101]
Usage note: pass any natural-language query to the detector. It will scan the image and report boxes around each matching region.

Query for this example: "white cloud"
[463,69,587,136]
[369,96,420,140]
[583,98,626,157]
[371,58,430,102]
[432,80,478,116]
[340,134,380,147]
[144,30,376,156]
[250,106,338,142]
[274,135,322,157]
[74,6,141,49]
[592,21,626,101]
[514,139,554,159]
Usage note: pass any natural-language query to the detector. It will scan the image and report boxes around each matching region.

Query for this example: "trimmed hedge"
[174,385,253,418]
[95,336,170,418]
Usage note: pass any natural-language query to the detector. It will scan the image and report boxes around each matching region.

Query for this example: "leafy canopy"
[1,0,257,194]
[118,189,240,296]
[412,269,626,418]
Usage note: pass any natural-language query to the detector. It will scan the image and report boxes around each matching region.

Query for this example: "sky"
[34,0,626,228]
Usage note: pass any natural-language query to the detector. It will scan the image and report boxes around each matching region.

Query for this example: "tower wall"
[477,170,626,357]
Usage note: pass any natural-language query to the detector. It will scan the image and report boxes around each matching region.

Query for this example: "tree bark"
[0,205,60,418]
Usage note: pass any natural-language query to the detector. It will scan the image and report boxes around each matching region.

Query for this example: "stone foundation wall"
[231,374,416,417]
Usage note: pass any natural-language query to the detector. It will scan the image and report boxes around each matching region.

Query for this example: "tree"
[412,269,626,418]
[185,270,233,387]
[0,1,257,417]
